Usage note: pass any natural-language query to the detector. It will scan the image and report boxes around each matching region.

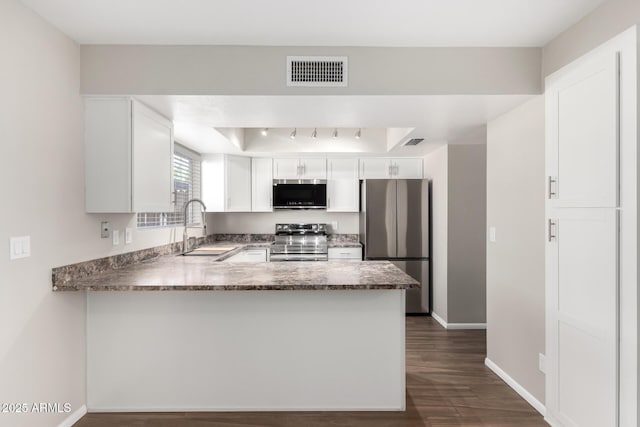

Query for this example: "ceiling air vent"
[287,56,348,87]
[404,138,425,146]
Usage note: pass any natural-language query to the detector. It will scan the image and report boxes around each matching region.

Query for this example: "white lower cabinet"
[223,248,268,263]
[328,247,362,261]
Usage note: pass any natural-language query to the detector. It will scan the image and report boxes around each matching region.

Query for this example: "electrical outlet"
[539,353,546,373]
[125,228,132,244]
[489,226,496,242]
[331,221,338,231]
[101,221,110,239]
[112,230,120,246]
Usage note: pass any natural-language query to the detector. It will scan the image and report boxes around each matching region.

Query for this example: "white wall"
[486,96,545,403]
[208,212,359,234]
[0,2,198,425]
[542,0,640,77]
[424,145,448,320]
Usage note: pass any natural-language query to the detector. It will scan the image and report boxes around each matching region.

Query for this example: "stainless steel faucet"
[182,198,207,255]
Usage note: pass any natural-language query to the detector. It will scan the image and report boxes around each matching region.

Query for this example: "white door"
[300,158,326,179]
[132,102,174,212]
[547,51,619,208]
[546,209,618,427]
[359,158,391,179]
[273,158,301,179]
[393,158,423,179]
[545,43,622,427]
[225,155,251,212]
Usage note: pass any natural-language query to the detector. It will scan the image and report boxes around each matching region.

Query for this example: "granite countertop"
[53,255,419,291]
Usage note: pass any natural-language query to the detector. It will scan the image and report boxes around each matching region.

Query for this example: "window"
[137,145,202,228]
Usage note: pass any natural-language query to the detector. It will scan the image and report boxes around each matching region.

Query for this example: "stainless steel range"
[270,223,328,261]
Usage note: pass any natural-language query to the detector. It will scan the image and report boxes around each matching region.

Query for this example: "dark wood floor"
[75,316,547,427]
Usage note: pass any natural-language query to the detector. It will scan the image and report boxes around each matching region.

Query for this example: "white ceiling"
[136,95,534,155]
[22,0,604,47]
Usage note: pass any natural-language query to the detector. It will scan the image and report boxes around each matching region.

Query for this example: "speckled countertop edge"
[50,234,395,292]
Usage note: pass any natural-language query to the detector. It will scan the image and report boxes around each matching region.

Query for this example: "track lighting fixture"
[290,128,297,139]
[332,128,338,139]
[355,128,361,139]
[261,128,268,136]
[311,128,318,139]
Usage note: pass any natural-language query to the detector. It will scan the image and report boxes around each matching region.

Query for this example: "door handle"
[548,176,558,199]
[548,219,558,242]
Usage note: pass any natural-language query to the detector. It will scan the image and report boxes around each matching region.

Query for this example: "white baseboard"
[484,358,545,416]
[58,404,87,427]
[431,311,448,328]
[431,312,486,330]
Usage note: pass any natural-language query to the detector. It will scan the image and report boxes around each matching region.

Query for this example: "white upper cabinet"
[252,158,273,212]
[85,97,174,213]
[359,158,423,179]
[202,154,251,212]
[273,158,326,180]
[327,158,359,212]
[392,158,423,178]
[327,158,359,180]
[546,50,619,208]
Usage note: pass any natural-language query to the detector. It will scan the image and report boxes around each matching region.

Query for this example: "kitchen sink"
[183,246,237,256]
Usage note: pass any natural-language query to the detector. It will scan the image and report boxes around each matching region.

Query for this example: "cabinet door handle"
[548,176,558,199]
[548,219,558,242]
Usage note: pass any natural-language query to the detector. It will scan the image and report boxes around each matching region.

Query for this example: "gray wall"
[486,96,545,402]
[447,144,487,324]
[542,0,640,77]
[80,45,541,95]
[424,146,448,320]
[424,144,487,325]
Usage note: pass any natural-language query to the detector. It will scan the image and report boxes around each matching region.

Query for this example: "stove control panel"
[275,223,327,235]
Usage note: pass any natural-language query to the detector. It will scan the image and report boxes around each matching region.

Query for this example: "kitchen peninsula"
[53,245,418,412]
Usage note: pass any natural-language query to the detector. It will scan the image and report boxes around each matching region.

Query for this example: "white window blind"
[137,145,202,228]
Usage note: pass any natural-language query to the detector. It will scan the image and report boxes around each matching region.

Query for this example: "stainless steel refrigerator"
[360,179,430,313]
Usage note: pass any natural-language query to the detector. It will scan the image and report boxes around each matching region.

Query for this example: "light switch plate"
[538,353,546,373]
[331,221,338,231]
[10,236,31,260]
[125,228,132,244]
[112,230,120,246]
[489,226,496,242]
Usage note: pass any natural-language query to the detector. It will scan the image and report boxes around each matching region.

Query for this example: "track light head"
[311,128,318,139]
[355,128,361,139]
[290,128,297,139]
[332,128,338,139]
[261,128,268,136]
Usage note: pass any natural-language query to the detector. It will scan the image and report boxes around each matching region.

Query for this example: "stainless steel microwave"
[272,180,327,209]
